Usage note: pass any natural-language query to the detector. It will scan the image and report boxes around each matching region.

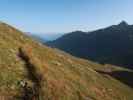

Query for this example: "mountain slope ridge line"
[47,21,133,69]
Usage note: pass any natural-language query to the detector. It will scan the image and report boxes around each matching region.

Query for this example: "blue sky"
[0,0,133,33]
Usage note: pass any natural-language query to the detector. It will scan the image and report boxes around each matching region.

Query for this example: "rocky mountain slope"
[47,21,133,69]
[0,22,133,100]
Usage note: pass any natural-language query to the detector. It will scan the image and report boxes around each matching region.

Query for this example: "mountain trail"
[18,47,44,100]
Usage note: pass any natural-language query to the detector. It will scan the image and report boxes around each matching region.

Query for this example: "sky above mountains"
[0,0,133,34]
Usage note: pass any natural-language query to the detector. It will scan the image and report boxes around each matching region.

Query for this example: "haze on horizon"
[0,0,133,34]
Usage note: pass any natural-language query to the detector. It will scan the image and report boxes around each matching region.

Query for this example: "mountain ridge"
[47,21,133,69]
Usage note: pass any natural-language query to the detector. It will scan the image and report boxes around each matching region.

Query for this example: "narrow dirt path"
[18,48,44,100]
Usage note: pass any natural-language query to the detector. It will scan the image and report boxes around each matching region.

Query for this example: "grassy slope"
[0,22,133,100]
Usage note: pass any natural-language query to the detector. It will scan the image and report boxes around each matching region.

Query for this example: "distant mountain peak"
[118,21,128,27]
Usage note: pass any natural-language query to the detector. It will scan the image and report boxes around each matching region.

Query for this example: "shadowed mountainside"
[47,21,133,69]
[96,70,133,88]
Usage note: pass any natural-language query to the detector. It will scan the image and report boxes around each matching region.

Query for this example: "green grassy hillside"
[0,22,133,100]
